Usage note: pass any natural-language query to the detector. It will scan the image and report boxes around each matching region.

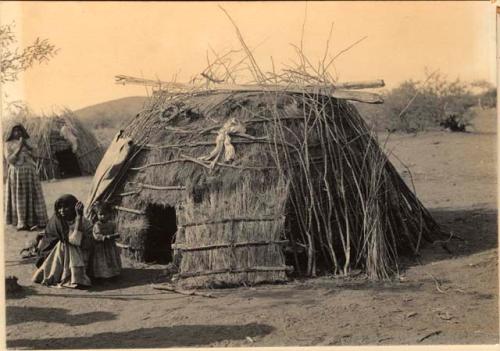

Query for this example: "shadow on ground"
[89,267,165,292]
[7,323,274,349]
[417,207,497,263]
[5,285,37,300]
[237,279,425,302]
[6,306,116,326]
[6,208,496,303]
[235,207,497,299]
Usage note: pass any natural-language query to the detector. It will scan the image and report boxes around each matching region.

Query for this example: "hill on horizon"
[74,96,149,129]
[73,96,149,147]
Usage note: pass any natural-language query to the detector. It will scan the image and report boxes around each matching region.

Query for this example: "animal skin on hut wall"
[60,125,79,152]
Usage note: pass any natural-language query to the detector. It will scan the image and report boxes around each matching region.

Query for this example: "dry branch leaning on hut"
[87,87,442,289]
[3,110,104,180]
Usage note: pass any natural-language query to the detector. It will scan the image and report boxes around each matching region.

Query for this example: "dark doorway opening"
[55,148,82,178]
[283,213,308,277]
[144,204,177,264]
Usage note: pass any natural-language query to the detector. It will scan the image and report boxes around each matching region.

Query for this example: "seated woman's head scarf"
[54,194,78,222]
[6,124,30,141]
[35,194,79,267]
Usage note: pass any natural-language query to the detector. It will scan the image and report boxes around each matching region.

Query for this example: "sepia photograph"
[1,1,498,349]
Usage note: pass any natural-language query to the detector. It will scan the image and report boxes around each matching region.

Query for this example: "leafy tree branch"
[1,23,59,83]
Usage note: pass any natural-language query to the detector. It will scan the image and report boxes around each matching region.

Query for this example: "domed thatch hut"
[87,88,441,288]
[4,111,104,180]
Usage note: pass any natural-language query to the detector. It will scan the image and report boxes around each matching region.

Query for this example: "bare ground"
[4,109,498,348]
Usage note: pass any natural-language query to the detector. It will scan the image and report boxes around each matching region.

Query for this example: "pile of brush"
[108,8,443,284]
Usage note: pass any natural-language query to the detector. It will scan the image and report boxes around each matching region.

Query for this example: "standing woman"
[4,124,48,230]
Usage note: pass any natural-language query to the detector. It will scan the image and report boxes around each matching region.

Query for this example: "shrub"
[360,72,488,133]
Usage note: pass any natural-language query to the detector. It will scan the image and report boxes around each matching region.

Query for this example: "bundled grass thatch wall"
[3,110,104,180]
[104,90,440,288]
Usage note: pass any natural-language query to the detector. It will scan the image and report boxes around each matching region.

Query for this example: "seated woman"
[32,194,94,288]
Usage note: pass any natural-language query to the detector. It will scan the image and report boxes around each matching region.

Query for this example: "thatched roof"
[99,89,441,287]
[3,110,104,180]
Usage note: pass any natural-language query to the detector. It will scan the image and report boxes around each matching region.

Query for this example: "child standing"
[90,202,121,279]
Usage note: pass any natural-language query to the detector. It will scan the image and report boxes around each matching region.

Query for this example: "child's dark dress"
[92,221,121,278]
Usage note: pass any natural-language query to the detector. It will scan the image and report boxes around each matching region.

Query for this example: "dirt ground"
[4,109,498,348]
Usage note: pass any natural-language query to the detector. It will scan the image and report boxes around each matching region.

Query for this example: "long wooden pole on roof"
[115,75,384,90]
[114,75,385,104]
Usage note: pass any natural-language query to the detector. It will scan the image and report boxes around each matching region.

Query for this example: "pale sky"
[1,1,496,113]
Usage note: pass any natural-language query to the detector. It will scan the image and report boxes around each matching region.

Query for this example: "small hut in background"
[4,110,104,180]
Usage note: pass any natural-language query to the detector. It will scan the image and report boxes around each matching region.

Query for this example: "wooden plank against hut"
[114,205,145,215]
[127,181,186,191]
[180,215,284,228]
[173,240,289,252]
[143,139,293,150]
[335,79,385,90]
[129,157,276,172]
[114,75,384,104]
[177,266,294,279]
[115,75,384,90]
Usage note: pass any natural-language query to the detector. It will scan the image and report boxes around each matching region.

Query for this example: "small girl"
[90,202,121,279]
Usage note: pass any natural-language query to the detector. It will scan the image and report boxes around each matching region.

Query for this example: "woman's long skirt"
[5,165,48,229]
[32,241,92,288]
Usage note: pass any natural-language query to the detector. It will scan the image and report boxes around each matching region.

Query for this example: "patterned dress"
[91,221,122,278]
[4,140,48,229]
